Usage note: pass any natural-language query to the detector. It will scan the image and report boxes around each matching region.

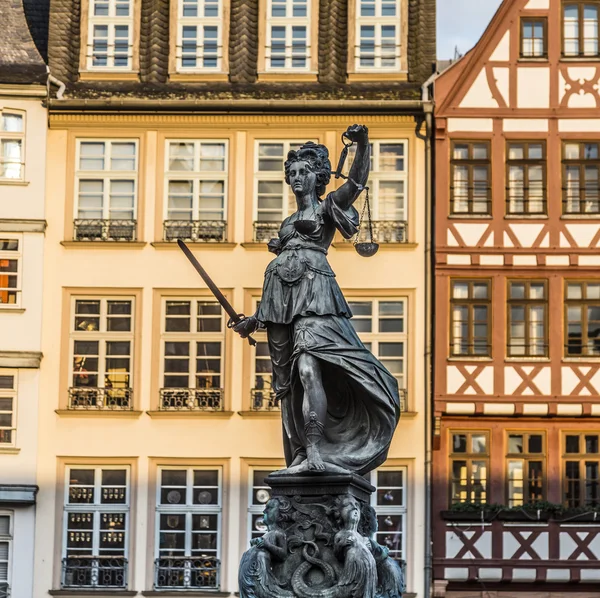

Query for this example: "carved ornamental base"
[239,473,404,598]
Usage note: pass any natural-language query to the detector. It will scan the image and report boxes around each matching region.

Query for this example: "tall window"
[0,373,16,447]
[563,141,600,215]
[251,318,277,410]
[521,18,547,58]
[355,0,401,70]
[254,141,302,241]
[248,468,278,542]
[349,298,407,409]
[0,238,20,307]
[450,280,491,357]
[164,140,228,242]
[160,299,224,411]
[508,281,548,357]
[0,111,24,181]
[62,466,129,588]
[450,432,488,504]
[177,0,222,70]
[506,142,546,215]
[365,468,407,562]
[565,281,600,356]
[87,0,133,69]
[155,467,222,590]
[450,141,491,216]
[563,1,600,57]
[564,433,600,507]
[69,297,134,410]
[348,141,408,242]
[507,433,545,506]
[266,0,311,70]
[0,514,11,597]
[75,140,138,241]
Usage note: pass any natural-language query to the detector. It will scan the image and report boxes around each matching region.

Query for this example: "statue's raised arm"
[330,124,370,211]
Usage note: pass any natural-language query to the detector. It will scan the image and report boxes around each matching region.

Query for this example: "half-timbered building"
[434,0,600,596]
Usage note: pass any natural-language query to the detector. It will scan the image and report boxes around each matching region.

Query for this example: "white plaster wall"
[459,69,498,109]
[517,68,550,108]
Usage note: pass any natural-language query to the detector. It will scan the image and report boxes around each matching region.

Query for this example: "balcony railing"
[159,388,224,411]
[62,556,127,589]
[346,220,408,244]
[155,556,220,590]
[74,219,137,242]
[68,387,133,410]
[253,221,280,243]
[163,220,227,243]
[250,388,280,411]
[0,583,8,598]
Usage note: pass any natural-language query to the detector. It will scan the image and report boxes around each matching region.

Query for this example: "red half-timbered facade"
[434,1,600,596]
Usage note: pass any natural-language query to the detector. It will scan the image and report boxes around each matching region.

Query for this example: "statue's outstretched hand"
[233,316,259,338]
[345,124,369,144]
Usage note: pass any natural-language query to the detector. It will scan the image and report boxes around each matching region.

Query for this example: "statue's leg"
[267,323,305,467]
[297,353,326,471]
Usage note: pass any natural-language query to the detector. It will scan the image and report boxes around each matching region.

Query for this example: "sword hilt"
[227,314,257,346]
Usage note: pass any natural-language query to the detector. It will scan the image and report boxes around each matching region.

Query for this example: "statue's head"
[359,505,378,537]
[284,142,332,198]
[332,495,361,529]
[263,497,293,528]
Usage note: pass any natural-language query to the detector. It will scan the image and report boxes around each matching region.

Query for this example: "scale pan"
[355,242,379,257]
[294,220,318,235]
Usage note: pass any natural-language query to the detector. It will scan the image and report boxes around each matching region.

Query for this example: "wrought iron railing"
[347,220,408,244]
[250,388,280,411]
[163,220,227,243]
[61,556,127,589]
[0,582,9,598]
[155,556,220,590]
[68,387,133,410]
[159,388,224,411]
[74,219,137,242]
[253,221,280,243]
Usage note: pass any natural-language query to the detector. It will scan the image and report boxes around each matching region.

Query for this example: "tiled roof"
[0,0,47,84]
[46,0,435,101]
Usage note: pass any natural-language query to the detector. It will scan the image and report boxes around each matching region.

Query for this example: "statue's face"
[288,160,317,197]
[263,499,279,527]
[342,500,360,526]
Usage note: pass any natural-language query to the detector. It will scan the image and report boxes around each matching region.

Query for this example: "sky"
[437,0,503,59]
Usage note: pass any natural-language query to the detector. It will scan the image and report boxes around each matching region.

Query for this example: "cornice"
[0,219,47,233]
[0,351,43,368]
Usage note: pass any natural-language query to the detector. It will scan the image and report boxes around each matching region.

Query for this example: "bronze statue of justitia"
[234,124,401,475]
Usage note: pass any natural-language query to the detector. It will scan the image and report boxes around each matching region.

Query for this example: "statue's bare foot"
[306,445,326,471]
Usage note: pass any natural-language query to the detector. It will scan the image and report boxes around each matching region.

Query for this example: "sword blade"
[177,240,256,345]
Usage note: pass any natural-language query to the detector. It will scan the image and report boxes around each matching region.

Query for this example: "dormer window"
[177,0,223,71]
[86,0,134,69]
[355,0,401,70]
[265,0,311,71]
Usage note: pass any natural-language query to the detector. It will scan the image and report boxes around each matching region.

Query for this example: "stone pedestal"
[238,473,404,598]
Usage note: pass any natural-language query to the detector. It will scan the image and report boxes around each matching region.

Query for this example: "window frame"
[0,109,25,182]
[0,235,22,308]
[505,432,546,507]
[448,431,490,505]
[449,279,492,358]
[249,297,277,410]
[562,141,600,215]
[562,0,600,58]
[520,17,548,59]
[0,512,13,594]
[563,432,600,508]
[247,466,280,544]
[505,141,547,216]
[564,280,600,357]
[507,280,549,358]
[450,140,492,216]
[0,371,17,448]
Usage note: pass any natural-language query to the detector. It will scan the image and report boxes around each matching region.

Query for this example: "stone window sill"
[0,447,20,455]
[0,307,25,313]
[49,591,138,597]
[146,410,235,419]
[0,180,29,186]
[61,241,147,249]
[55,410,144,418]
[151,242,236,250]
[237,410,281,419]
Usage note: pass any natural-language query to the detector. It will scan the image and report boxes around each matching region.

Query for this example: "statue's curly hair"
[358,505,378,537]
[329,495,359,527]
[284,141,332,198]
[270,497,294,524]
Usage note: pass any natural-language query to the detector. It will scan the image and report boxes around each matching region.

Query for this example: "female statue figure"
[235,124,400,474]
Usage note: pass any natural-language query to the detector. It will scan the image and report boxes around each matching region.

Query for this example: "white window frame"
[265,0,311,71]
[154,465,223,584]
[176,0,223,71]
[62,466,130,586]
[0,371,17,448]
[86,0,134,70]
[164,139,229,225]
[0,110,25,182]
[69,296,135,398]
[365,466,407,562]
[254,140,304,224]
[0,235,22,308]
[0,512,12,594]
[355,0,402,72]
[74,139,139,225]
[247,466,279,543]
[160,297,225,391]
[347,297,407,403]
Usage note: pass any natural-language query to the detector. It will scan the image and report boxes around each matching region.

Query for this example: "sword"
[178,240,257,346]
